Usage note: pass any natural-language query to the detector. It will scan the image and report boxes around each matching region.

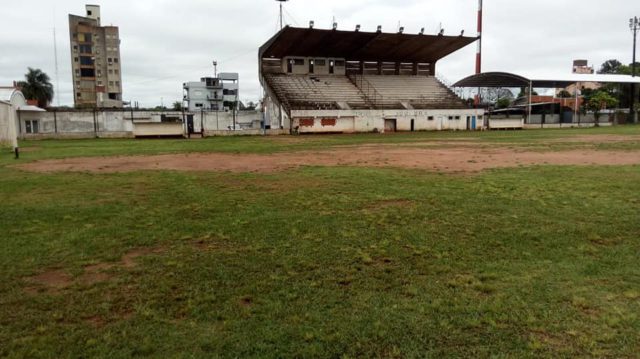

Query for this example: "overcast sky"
[1,0,639,107]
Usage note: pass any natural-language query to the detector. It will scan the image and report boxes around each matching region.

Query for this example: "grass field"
[1,126,639,358]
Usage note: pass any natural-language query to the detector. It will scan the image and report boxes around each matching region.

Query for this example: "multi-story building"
[69,5,123,108]
[183,73,239,112]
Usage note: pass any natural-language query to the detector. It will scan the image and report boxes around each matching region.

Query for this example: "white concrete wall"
[0,101,18,148]
[489,118,525,130]
[290,109,485,134]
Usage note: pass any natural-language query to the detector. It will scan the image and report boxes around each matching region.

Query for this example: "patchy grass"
[0,127,639,357]
[2,125,640,166]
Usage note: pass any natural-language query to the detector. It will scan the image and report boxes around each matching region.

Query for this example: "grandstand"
[259,26,485,133]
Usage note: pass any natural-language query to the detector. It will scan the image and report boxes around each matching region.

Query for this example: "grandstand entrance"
[384,119,397,132]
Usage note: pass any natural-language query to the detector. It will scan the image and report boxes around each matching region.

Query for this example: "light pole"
[631,16,639,123]
[276,0,289,30]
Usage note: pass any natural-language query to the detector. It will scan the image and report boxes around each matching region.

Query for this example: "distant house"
[183,73,240,112]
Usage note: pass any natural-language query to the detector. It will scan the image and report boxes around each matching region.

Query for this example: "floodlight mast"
[276,0,289,30]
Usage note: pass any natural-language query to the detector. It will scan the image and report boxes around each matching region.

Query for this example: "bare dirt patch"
[24,246,166,295]
[26,269,73,294]
[16,144,640,175]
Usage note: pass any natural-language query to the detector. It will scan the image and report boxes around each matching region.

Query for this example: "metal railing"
[347,73,384,109]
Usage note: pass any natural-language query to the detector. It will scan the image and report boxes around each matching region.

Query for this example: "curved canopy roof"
[259,26,478,64]
[454,72,640,88]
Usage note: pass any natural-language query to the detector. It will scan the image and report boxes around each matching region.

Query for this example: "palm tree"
[18,68,54,108]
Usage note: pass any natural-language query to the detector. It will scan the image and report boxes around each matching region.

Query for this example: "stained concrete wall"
[18,110,265,139]
[290,108,486,134]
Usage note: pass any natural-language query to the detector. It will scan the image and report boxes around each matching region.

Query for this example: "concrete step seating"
[364,75,467,109]
[265,74,368,110]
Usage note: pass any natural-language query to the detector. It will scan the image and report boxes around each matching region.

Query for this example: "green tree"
[17,68,54,108]
[496,98,511,109]
[598,59,623,74]
[557,90,572,98]
[586,91,618,126]
[172,101,183,111]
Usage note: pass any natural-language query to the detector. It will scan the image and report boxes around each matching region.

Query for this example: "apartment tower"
[69,5,123,108]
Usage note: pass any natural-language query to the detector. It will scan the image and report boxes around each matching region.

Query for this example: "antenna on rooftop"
[275,0,289,30]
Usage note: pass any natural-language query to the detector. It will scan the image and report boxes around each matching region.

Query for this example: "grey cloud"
[1,0,638,107]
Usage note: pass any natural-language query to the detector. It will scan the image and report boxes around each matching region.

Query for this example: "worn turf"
[0,126,639,358]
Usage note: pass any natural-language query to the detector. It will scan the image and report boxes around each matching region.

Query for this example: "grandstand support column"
[412,63,418,76]
[429,62,436,77]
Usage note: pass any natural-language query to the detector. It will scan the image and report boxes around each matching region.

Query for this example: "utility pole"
[630,16,639,123]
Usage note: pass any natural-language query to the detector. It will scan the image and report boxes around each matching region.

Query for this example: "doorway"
[186,114,195,135]
[410,119,415,132]
[384,119,397,132]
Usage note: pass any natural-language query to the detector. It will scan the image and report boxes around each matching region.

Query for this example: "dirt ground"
[17,142,640,174]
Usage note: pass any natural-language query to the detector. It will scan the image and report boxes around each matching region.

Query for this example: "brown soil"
[26,270,73,294]
[17,146,640,175]
[25,246,166,295]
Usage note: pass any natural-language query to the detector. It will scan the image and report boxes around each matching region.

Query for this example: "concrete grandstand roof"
[259,26,478,64]
[454,72,640,88]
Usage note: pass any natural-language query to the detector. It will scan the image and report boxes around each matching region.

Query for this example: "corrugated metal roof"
[259,26,478,64]
[454,72,640,88]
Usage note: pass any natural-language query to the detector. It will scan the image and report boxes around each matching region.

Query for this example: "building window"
[293,58,304,65]
[109,81,114,86]
[79,56,94,65]
[108,69,113,74]
[75,69,80,76]
[77,92,82,98]
[108,58,112,63]
[115,81,120,87]
[25,120,39,134]
[97,70,102,77]
[97,81,103,86]
[195,103,203,108]
[455,116,460,120]
[73,45,78,51]
[114,69,119,75]
[114,58,119,64]
[74,57,79,62]
[428,116,434,121]
[79,45,92,54]
[80,68,95,77]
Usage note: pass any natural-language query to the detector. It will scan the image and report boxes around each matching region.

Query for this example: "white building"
[183,73,239,112]
[0,88,27,149]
